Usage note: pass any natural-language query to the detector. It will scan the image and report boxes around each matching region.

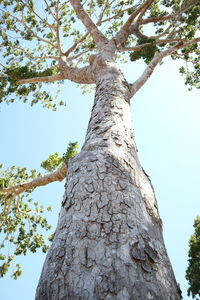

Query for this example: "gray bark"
[35,61,181,300]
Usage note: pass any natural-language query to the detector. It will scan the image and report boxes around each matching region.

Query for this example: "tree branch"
[64,32,89,57]
[64,1,131,59]
[17,62,95,85]
[114,0,155,47]
[139,0,198,25]
[55,0,62,53]
[8,44,59,62]
[18,0,54,30]
[0,8,59,50]
[0,164,67,198]
[118,38,187,52]
[69,0,108,47]
[17,73,64,85]
[59,60,95,84]
[136,0,155,23]
[44,0,57,21]
[130,38,200,96]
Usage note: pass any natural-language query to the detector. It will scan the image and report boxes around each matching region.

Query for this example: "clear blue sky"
[0,57,199,299]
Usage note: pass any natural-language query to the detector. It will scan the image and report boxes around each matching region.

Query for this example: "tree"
[186,216,200,299]
[0,0,199,299]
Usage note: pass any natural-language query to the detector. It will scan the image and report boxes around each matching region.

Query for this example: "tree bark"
[35,63,181,300]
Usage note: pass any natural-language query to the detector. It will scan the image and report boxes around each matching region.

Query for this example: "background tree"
[186,216,200,299]
[0,0,199,299]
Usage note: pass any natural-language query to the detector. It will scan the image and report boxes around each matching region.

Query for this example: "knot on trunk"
[130,239,159,274]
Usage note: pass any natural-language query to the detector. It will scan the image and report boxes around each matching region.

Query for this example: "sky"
[0,57,199,299]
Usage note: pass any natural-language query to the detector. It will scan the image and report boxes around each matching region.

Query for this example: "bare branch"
[98,5,138,26]
[64,1,113,58]
[0,62,7,69]
[69,0,108,47]
[129,24,149,39]
[0,164,67,198]
[118,43,153,52]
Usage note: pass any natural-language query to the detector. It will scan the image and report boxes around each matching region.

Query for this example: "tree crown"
[0,0,199,108]
[186,216,200,299]
[0,0,199,278]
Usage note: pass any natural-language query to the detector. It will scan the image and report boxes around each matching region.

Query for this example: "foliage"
[130,37,159,64]
[0,64,62,110]
[186,216,200,299]
[0,142,78,278]
[63,142,79,163]
[41,142,79,172]
[41,152,63,172]
[0,164,52,279]
[0,0,199,106]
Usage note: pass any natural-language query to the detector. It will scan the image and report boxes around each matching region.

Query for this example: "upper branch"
[0,8,59,49]
[130,38,200,96]
[114,0,155,47]
[69,0,108,47]
[139,0,199,25]
[64,32,89,57]
[18,0,54,30]
[55,0,62,53]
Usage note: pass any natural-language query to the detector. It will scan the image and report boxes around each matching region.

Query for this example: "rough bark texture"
[36,62,181,300]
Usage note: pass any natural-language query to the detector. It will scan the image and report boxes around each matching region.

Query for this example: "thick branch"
[17,73,64,85]
[59,62,95,84]
[136,0,155,23]
[69,0,107,47]
[114,0,154,47]
[64,1,131,59]
[0,164,67,197]
[129,24,148,39]
[17,61,95,85]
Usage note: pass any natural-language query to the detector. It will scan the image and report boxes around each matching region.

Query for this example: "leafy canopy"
[186,216,200,299]
[0,0,199,110]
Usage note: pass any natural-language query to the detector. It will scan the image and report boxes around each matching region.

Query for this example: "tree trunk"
[36,65,181,300]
